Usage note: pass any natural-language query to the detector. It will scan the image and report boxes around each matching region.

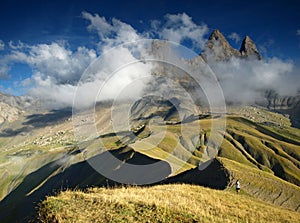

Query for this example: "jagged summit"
[201,29,262,61]
[208,29,225,41]
[240,35,262,60]
[203,29,240,61]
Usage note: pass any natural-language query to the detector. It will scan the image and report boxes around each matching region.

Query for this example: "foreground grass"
[39,184,300,223]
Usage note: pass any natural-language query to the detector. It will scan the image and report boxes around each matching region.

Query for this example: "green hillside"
[0,104,300,222]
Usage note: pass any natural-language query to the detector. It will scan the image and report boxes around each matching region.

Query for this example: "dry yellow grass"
[39,184,300,223]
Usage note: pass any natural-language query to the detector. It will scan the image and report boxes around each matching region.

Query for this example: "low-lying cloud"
[209,56,298,104]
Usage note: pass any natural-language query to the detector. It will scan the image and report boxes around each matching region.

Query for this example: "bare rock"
[240,36,262,60]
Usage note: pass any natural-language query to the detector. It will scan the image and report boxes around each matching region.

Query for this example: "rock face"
[261,91,300,127]
[0,92,37,124]
[240,36,262,60]
[0,102,22,124]
[202,29,240,61]
[201,29,261,61]
[0,93,23,124]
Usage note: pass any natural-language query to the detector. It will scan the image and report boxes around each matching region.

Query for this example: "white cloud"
[0,40,4,50]
[228,32,240,44]
[297,29,300,36]
[82,12,114,39]
[8,40,25,49]
[152,13,208,50]
[0,65,10,79]
[82,12,141,52]
[0,41,97,107]
[208,56,298,103]
[258,39,274,55]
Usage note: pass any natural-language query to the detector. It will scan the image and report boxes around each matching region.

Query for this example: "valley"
[0,99,299,222]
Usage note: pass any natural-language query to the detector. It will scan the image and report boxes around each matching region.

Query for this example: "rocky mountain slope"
[0,92,39,125]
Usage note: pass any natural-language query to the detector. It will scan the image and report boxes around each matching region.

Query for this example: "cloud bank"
[209,57,297,104]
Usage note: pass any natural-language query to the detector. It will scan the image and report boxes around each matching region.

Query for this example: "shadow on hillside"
[0,126,32,137]
[277,108,300,129]
[24,108,72,127]
[163,159,231,189]
[0,148,171,223]
[0,108,72,137]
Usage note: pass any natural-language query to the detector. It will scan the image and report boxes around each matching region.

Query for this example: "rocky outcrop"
[0,92,38,124]
[201,29,241,61]
[0,92,24,124]
[259,90,300,127]
[240,36,262,60]
[200,29,261,61]
[0,102,22,124]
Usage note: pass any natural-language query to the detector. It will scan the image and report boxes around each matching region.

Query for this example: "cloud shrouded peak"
[0,12,299,109]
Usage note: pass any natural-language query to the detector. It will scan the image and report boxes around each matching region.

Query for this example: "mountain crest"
[201,29,262,61]
[208,29,226,41]
[240,35,262,60]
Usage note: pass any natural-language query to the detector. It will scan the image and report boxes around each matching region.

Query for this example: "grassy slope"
[220,116,300,185]
[220,157,300,212]
[1,105,300,221]
[39,184,300,223]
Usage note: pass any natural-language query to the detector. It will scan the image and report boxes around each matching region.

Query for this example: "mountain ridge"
[200,29,262,61]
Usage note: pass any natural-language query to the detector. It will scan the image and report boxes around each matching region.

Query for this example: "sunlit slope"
[219,116,300,186]
[0,104,300,221]
[39,184,300,223]
[221,157,300,212]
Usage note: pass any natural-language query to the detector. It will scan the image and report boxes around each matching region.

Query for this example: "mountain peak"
[200,30,262,61]
[240,35,262,60]
[209,29,225,40]
[203,29,240,61]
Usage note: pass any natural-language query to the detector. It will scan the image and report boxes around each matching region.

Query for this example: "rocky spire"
[239,36,262,60]
[199,30,262,61]
[202,29,241,61]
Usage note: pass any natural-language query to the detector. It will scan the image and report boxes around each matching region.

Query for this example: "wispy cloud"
[0,40,4,50]
[151,13,208,50]
[297,29,300,36]
[258,39,274,55]
[228,32,240,44]
[82,11,141,52]
[8,40,26,49]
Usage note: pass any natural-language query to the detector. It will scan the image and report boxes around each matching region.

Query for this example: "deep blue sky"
[0,0,300,95]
